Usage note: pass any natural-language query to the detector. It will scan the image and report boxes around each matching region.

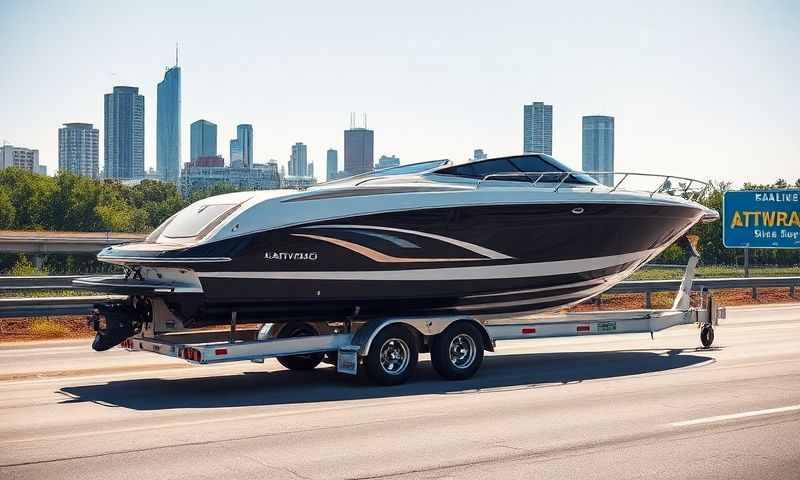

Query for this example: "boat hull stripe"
[197,249,655,281]
[301,224,513,260]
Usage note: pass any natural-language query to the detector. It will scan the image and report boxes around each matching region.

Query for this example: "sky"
[0,0,798,185]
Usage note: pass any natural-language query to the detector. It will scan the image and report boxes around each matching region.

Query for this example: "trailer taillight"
[214,348,228,355]
[521,328,537,334]
[180,347,202,362]
[576,325,590,332]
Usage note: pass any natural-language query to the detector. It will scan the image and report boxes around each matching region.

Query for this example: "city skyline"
[1,1,797,185]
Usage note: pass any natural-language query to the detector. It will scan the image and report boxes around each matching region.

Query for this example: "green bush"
[8,254,47,276]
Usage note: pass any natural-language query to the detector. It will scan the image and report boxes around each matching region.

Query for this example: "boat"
[76,153,719,351]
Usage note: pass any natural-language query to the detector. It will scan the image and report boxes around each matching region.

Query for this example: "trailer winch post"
[673,235,701,311]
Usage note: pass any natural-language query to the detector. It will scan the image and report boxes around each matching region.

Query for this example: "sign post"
[743,247,750,278]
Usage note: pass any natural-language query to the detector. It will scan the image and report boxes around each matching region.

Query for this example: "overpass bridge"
[0,230,147,267]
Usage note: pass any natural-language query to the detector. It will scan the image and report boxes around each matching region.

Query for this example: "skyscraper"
[344,127,374,175]
[376,154,400,169]
[237,124,253,168]
[582,115,615,187]
[289,142,308,177]
[58,123,99,178]
[0,145,40,173]
[104,86,145,179]
[523,101,553,155]
[326,148,338,181]
[156,63,181,183]
[190,120,217,162]
[229,139,242,167]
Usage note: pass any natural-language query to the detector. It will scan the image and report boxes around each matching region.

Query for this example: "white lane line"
[670,404,800,427]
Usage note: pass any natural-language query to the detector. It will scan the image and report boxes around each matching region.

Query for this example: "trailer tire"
[365,324,418,386]
[276,323,325,371]
[431,322,484,380]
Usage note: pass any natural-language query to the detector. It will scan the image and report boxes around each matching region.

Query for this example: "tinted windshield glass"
[378,159,449,176]
[436,154,598,185]
[536,154,599,184]
[441,159,518,178]
[162,203,237,238]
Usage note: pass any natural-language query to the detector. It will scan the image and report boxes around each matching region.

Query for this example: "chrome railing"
[476,171,711,201]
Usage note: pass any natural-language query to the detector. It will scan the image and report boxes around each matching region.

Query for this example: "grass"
[27,318,71,338]
[631,265,800,281]
[0,289,102,298]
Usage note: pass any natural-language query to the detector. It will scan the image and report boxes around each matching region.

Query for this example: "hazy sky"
[1,0,797,185]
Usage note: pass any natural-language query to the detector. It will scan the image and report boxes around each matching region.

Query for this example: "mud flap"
[337,346,359,375]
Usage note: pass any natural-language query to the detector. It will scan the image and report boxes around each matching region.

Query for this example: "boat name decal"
[264,252,319,261]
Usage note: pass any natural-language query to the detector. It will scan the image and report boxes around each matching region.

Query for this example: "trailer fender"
[351,317,493,356]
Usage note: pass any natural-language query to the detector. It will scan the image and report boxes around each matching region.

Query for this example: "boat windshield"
[434,154,598,185]
[160,203,239,239]
[375,159,450,176]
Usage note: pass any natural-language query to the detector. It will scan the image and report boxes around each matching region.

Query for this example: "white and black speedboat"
[77,154,718,350]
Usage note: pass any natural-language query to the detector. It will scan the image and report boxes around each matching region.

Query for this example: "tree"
[0,167,57,229]
[186,182,239,203]
[0,188,16,229]
[95,199,137,232]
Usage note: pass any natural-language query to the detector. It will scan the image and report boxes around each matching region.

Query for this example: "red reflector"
[577,325,590,332]
[215,348,228,355]
[521,327,537,334]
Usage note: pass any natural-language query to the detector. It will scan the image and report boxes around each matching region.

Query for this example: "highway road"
[1,304,798,479]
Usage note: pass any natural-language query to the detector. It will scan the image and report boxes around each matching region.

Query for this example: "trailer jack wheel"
[700,323,715,348]
[276,323,324,371]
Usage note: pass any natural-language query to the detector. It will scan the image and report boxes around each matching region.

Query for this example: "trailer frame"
[110,247,720,385]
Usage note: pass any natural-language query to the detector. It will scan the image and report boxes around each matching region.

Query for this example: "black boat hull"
[89,202,704,325]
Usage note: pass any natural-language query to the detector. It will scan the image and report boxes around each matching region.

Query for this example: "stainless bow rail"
[476,171,711,201]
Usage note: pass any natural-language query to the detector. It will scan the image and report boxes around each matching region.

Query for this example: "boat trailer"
[97,243,721,385]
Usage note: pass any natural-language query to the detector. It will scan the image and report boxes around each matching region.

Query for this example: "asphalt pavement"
[0,304,798,479]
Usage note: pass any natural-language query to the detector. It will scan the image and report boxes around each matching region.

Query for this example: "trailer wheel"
[431,322,484,380]
[700,324,715,348]
[276,323,325,371]
[366,324,418,385]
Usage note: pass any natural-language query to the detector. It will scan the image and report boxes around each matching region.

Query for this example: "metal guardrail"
[0,275,84,290]
[0,275,798,318]
[0,296,126,318]
[607,276,800,308]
